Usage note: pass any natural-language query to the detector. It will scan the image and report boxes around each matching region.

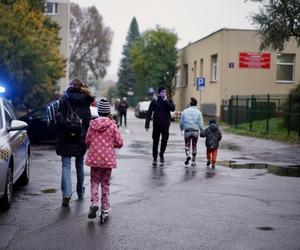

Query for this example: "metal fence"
[221,94,300,137]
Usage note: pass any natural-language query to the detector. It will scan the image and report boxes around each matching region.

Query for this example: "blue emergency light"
[0,86,5,93]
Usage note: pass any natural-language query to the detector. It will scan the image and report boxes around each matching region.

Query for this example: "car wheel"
[19,152,30,186]
[0,164,13,211]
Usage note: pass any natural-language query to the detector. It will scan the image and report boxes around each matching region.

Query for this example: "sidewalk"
[219,131,300,166]
[166,118,300,177]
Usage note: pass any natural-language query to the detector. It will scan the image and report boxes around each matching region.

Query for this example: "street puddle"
[220,161,300,177]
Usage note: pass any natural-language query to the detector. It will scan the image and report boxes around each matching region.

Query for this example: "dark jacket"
[145,97,175,129]
[55,88,94,157]
[118,100,128,114]
[202,124,222,149]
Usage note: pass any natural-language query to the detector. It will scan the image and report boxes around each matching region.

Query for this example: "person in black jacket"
[200,119,222,169]
[145,86,175,166]
[56,79,95,206]
[118,97,129,127]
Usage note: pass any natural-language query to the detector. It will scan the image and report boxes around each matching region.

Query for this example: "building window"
[276,53,295,82]
[210,54,218,82]
[44,2,58,15]
[184,64,188,86]
[193,60,197,85]
[175,70,181,88]
[200,58,204,77]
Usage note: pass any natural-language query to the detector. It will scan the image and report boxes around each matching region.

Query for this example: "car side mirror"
[8,120,28,131]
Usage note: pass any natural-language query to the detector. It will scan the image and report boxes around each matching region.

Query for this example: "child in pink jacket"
[85,98,123,219]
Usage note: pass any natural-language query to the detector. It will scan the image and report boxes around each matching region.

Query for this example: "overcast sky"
[72,0,260,81]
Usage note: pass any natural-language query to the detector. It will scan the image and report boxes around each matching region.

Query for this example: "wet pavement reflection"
[184,167,197,181]
[220,160,300,177]
[151,167,166,186]
[205,169,216,179]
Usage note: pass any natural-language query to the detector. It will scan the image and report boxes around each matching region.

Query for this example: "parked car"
[135,101,150,118]
[0,97,30,211]
[20,103,99,143]
[134,100,176,121]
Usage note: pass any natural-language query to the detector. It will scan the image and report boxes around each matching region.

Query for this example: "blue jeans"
[61,156,85,199]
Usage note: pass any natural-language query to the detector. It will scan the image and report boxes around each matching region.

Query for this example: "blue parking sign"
[196,77,205,88]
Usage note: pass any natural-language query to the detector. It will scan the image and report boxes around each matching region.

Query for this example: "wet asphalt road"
[1,110,300,249]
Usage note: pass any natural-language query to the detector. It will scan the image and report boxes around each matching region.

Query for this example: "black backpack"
[62,101,83,137]
[209,136,218,149]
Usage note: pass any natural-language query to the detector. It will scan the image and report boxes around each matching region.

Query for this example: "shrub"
[282,84,300,131]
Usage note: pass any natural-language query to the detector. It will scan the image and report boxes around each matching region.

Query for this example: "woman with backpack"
[55,79,95,206]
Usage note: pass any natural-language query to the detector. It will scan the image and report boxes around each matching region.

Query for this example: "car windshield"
[139,101,150,111]
[90,106,98,118]
[4,99,16,120]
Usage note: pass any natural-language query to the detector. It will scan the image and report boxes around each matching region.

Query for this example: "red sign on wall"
[239,52,271,69]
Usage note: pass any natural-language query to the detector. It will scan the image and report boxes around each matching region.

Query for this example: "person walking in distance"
[118,97,129,127]
[85,98,123,219]
[55,79,95,207]
[114,98,120,113]
[145,86,175,166]
[201,119,222,169]
[180,97,205,167]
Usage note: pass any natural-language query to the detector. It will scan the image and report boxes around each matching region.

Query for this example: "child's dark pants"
[184,130,199,161]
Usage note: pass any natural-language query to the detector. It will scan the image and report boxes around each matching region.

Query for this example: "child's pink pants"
[90,168,112,211]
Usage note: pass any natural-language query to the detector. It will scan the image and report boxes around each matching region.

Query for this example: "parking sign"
[196,77,205,89]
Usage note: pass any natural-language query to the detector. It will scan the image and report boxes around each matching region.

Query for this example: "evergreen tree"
[117,17,140,97]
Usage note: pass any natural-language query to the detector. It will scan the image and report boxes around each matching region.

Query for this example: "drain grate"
[256,226,274,231]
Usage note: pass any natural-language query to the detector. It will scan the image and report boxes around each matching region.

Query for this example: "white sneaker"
[191,161,196,167]
[101,207,111,213]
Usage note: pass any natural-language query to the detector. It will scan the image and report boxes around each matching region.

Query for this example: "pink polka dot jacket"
[85,117,123,168]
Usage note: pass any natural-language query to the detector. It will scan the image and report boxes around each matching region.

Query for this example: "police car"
[0,92,30,210]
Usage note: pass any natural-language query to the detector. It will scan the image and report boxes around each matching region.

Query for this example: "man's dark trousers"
[119,111,127,126]
[152,126,169,160]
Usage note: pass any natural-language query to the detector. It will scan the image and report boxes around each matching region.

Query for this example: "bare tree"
[69,3,113,83]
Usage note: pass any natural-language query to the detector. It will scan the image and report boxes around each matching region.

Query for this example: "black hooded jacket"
[55,87,94,157]
[145,97,175,129]
[203,123,222,149]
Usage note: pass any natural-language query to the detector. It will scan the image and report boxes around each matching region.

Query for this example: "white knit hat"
[97,98,111,115]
